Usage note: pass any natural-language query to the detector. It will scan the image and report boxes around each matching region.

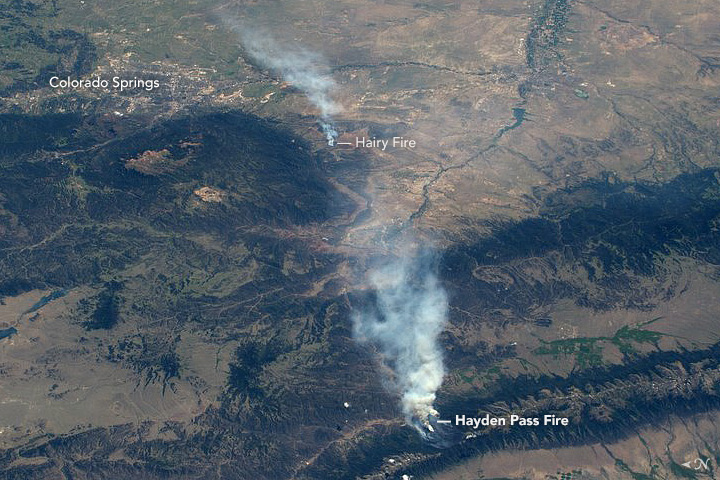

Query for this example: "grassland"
[1,0,720,478]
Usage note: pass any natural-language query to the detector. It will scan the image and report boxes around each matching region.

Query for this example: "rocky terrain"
[1,0,720,478]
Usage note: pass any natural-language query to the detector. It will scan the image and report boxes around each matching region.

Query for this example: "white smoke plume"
[352,253,449,435]
[228,23,341,145]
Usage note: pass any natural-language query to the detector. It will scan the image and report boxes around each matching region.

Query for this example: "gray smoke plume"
[352,253,449,436]
[229,24,341,145]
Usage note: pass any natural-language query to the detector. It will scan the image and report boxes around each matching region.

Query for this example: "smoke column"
[229,24,341,145]
[223,15,454,444]
[353,253,449,438]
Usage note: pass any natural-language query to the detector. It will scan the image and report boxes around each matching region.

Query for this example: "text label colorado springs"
[49,76,160,92]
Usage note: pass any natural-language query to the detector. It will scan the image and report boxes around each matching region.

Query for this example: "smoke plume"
[230,24,341,145]
[353,253,449,437]
[222,15,453,444]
